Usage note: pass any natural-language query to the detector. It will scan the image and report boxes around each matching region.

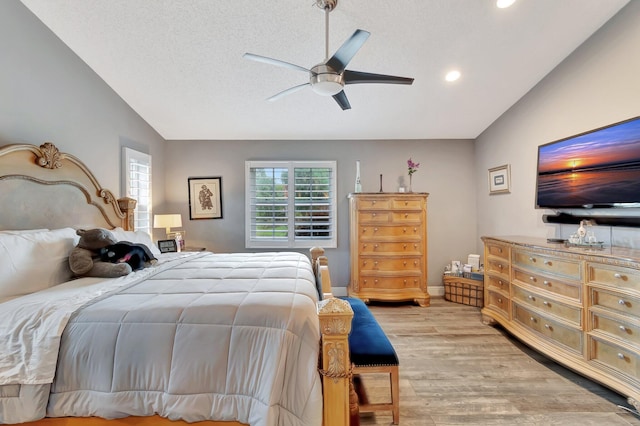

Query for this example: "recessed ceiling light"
[496,0,516,8]
[445,70,461,82]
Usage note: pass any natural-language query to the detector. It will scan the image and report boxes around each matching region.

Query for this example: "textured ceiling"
[20,0,629,140]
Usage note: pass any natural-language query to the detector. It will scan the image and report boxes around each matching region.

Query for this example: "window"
[123,147,152,235]
[246,161,337,248]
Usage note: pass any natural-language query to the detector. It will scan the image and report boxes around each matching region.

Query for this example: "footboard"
[310,248,354,426]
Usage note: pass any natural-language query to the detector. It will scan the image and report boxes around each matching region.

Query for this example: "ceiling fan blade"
[325,29,370,73]
[344,70,414,85]
[332,91,351,110]
[267,83,311,102]
[243,53,311,74]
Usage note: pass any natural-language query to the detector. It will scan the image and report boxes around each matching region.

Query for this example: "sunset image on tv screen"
[536,117,640,208]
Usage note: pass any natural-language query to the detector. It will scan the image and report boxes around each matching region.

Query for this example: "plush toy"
[69,228,133,278]
[99,241,157,271]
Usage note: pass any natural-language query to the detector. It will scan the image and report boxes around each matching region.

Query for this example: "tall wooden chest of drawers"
[348,193,429,306]
[482,236,640,412]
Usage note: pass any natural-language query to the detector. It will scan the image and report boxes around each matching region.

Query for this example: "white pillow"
[0,228,78,299]
[0,229,49,234]
[110,227,162,257]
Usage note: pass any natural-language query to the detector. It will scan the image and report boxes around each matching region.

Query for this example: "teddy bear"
[69,228,133,278]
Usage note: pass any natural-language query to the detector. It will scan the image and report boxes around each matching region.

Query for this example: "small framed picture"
[188,177,223,220]
[157,239,178,253]
[488,164,511,195]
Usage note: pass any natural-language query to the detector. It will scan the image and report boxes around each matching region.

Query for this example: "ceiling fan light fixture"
[496,0,516,9]
[445,70,461,82]
[310,64,344,96]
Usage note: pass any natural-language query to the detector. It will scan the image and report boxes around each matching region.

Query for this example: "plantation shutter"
[246,161,337,248]
[123,148,152,235]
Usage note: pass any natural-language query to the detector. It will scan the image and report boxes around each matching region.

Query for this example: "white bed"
[0,143,354,426]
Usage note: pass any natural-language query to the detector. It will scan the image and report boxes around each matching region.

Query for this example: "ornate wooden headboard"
[0,142,135,231]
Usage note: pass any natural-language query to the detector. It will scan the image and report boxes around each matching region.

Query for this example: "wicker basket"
[443,274,484,307]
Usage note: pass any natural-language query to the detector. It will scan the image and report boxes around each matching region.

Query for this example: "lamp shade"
[153,214,182,235]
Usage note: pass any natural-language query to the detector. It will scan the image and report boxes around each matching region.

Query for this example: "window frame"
[245,160,337,249]
[122,147,152,235]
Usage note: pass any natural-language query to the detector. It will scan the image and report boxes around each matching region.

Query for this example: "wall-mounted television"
[536,116,640,209]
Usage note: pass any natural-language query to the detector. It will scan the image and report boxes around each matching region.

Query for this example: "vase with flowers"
[407,158,420,192]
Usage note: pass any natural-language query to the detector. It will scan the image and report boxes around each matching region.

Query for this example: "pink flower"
[407,158,420,176]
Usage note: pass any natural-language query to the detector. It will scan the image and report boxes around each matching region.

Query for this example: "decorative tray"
[564,241,605,250]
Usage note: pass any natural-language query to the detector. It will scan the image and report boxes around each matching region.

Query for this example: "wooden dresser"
[482,236,640,411]
[348,193,429,306]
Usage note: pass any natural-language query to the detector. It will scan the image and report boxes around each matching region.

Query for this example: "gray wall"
[475,1,640,254]
[165,139,478,293]
[0,0,165,205]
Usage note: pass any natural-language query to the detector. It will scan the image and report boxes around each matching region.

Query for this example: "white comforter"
[0,252,322,425]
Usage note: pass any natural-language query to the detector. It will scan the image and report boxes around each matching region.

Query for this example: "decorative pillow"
[0,228,79,299]
[0,229,49,234]
[110,227,162,257]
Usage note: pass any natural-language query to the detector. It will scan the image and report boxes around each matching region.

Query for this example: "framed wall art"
[188,176,223,220]
[488,164,511,195]
[157,239,178,253]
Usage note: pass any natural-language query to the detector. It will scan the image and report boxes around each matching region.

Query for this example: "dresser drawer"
[360,257,422,272]
[587,263,640,293]
[590,311,640,348]
[356,198,390,210]
[513,250,581,280]
[486,258,509,278]
[360,275,422,290]
[486,275,509,293]
[391,211,422,223]
[512,268,581,301]
[590,288,640,319]
[513,303,583,354]
[589,336,640,384]
[360,241,421,255]
[486,241,509,260]
[512,285,581,326]
[486,290,509,318]
[390,198,424,210]
[359,225,423,239]
[358,211,390,223]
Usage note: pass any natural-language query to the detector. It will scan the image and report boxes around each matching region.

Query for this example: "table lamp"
[153,214,182,237]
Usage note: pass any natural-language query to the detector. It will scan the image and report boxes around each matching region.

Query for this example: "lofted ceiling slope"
[20,0,629,140]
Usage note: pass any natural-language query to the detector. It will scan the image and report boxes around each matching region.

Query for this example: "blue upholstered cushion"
[342,297,399,367]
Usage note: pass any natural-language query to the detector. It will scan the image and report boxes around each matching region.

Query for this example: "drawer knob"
[497,298,503,303]
[543,280,550,286]
[543,301,549,306]
[414,260,418,266]
[363,261,367,265]
[374,279,378,284]
[498,280,504,287]
[543,260,551,266]
[372,201,376,204]
[413,227,417,233]
[403,228,407,233]
[404,213,408,218]
[363,244,367,248]
[374,244,378,249]
[403,244,407,249]
[403,261,407,266]
[374,261,378,266]
[414,244,418,249]
[372,213,376,217]
[544,324,551,330]
[619,299,627,306]
[529,276,536,282]
[498,264,503,269]
[374,228,378,232]
[617,353,625,360]
[619,325,628,332]
[529,257,536,262]
[530,317,536,323]
[614,273,624,280]
[498,248,503,253]
[404,201,408,205]
[528,295,535,301]
[403,279,407,284]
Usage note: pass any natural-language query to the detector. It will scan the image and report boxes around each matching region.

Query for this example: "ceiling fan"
[243,0,414,110]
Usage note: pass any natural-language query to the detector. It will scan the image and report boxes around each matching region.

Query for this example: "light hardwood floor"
[357,297,640,425]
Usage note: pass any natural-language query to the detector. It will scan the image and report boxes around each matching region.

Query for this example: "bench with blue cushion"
[342,297,399,425]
